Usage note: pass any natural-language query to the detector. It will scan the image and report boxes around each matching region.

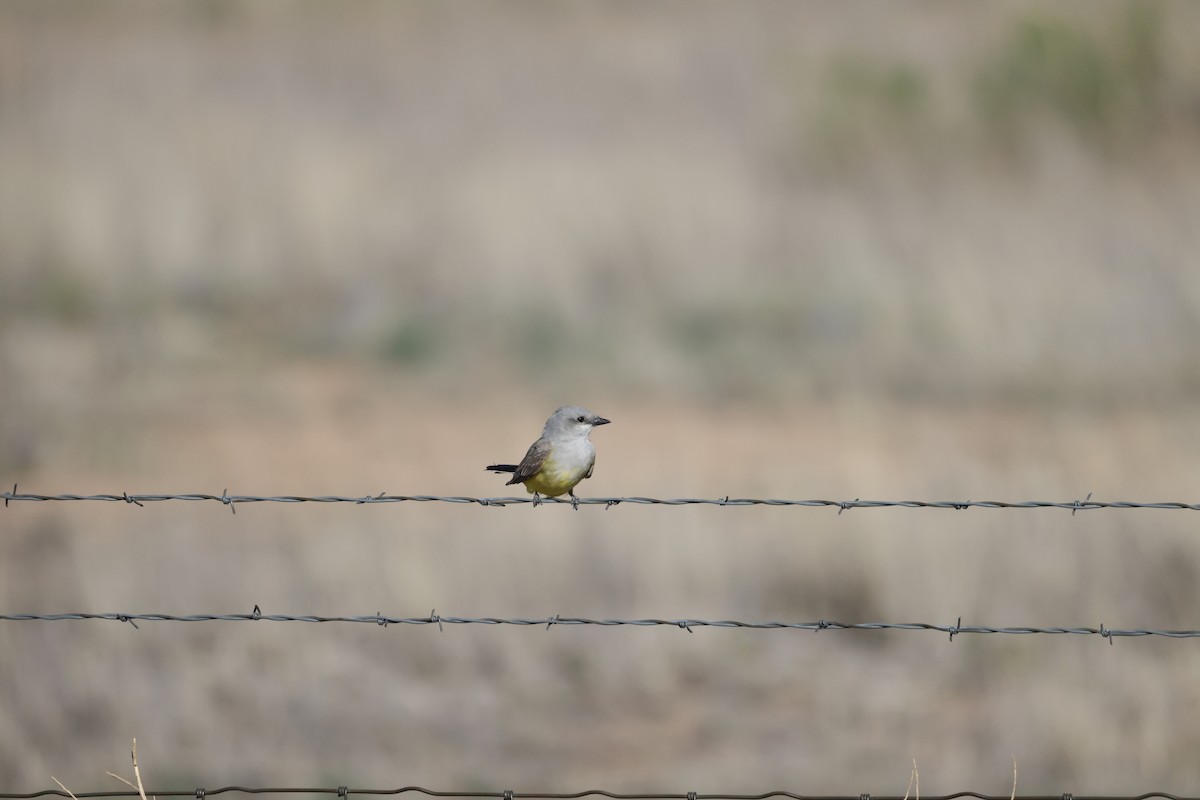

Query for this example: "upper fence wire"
[3,487,1198,512]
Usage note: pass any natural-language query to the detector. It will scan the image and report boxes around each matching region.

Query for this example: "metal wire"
[3,788,1197,800]
[1,610,1196,641]
[3,486,1197,513]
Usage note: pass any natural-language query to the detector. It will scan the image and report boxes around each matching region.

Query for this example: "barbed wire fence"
[6,487,1199,795]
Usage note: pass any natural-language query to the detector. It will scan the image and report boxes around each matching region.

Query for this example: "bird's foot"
[532,492,542,508]
[570,492,580,511]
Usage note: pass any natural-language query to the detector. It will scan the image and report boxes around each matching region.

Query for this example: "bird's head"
[544,405,611,439]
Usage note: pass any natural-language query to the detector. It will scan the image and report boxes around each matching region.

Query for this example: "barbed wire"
[1,608,1196,642]
[4,787,1198,800]
[3,486,1197,513]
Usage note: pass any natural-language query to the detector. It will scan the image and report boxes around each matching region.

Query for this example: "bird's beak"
[593,417,611,426]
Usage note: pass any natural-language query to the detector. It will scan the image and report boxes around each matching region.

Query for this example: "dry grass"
[3,1,1200,793]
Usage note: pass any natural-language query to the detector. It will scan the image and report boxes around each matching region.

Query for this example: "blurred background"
[3,0,1200,793]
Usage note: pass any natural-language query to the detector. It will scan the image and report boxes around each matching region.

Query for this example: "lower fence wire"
[1,610,1198,641]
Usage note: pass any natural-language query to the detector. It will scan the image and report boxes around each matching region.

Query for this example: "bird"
[486,405,611,508]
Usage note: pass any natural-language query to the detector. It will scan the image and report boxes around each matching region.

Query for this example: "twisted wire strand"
[1,611,1197,640]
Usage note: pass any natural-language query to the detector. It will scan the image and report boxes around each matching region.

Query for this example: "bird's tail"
[486,464,518,474]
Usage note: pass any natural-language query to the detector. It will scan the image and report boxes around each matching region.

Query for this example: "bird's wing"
[507,437,553,485]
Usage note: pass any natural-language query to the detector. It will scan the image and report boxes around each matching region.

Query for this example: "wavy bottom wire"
[6,788,1200,800]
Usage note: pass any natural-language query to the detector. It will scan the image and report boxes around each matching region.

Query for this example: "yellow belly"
[523,460,590,497]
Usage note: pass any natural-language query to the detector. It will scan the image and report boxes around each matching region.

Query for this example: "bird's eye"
[576,415,585,423]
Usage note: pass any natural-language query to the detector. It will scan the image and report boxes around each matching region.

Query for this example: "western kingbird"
[487,406,611,506]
